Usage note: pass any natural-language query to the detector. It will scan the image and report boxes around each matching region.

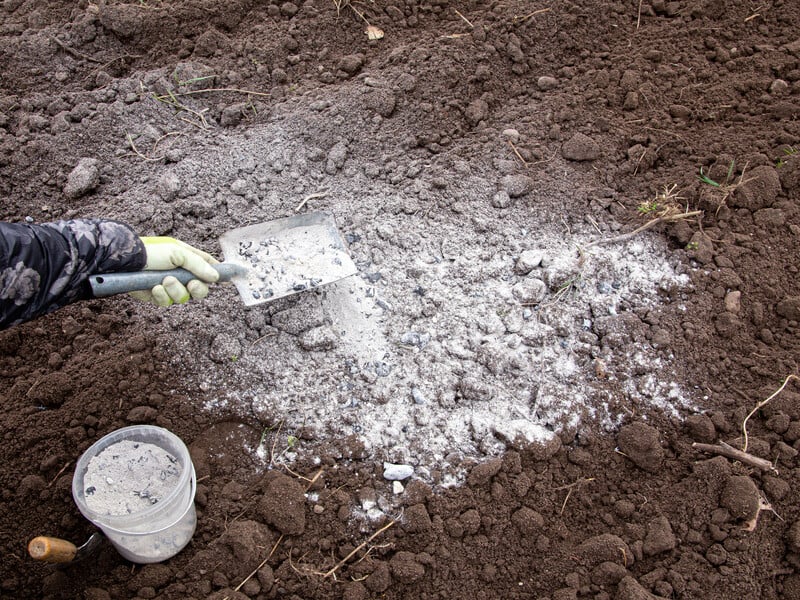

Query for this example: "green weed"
[776,146,798,168]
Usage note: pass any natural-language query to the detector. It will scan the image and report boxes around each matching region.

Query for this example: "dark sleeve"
[0,219,146,329]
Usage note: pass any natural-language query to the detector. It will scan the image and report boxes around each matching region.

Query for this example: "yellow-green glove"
[130,237,220,306]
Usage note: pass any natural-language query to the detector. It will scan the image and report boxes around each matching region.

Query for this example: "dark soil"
[2,1,800,599]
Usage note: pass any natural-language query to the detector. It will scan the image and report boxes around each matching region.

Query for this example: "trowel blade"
[218,212,358,306]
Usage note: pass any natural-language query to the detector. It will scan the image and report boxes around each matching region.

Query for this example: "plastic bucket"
[72,425,197,563]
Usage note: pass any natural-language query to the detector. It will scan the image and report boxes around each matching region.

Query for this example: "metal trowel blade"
[218,212,358,307]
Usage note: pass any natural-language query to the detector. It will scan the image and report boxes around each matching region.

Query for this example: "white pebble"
[383,462,414,481]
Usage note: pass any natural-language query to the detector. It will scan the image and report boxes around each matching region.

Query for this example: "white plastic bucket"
[71,425,197,563]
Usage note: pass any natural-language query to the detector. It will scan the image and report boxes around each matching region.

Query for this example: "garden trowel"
[28,532,103,564]
[89,212,357,306]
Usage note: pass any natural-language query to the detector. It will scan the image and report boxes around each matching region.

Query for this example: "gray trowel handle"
[89,263,246,298]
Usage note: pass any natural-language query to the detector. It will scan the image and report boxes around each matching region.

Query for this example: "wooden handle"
[28,536,78,563]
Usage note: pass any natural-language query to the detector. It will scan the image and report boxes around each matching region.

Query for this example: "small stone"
[501,128,520,142]
[515,250,544,274]
[537,76,558,90]
[392,481,404,494]
[383,462,413,480]
[770,79,790,95]
[411,388,427,405]
[64,158,100,199]
[561,133,600,161]
[724,290,741,314]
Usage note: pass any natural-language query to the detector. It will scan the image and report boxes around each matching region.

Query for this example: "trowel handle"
[28,536,78,563]
[89,263,247,297]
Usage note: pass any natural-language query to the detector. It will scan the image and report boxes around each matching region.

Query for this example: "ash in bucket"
[83,440,183,515]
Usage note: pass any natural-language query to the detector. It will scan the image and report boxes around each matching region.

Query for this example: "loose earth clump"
[1,1,800,599]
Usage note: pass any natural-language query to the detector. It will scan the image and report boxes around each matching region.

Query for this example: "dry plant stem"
[229,534,285,596]
[517,8,552,22]
[304,469,324,491]
[454,9,474,28]
[347,3,370,25]
[636,0,643,29]
[323,519,396,578]
[50,36,101,63]
[585,210,702,248]
[295,190,329,212]
[48,462,71,487]
[741,374,798,452]
[692,441,777,473]
[249,331,278,347]
[549,477,595,515]
[170,87,271,98]
[126,133,160,161]
[508,140,528,166]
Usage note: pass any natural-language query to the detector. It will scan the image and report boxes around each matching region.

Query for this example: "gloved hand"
[130,237,220,306]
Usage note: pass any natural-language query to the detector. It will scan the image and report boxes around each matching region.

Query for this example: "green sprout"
[698,159,736,188]
[637,200,661,215]
[686,241,699,251]
[777,146,798,168]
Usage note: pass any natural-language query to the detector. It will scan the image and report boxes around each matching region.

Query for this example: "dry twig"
[50,36,101,63]
[508,140,528,167]
[692,441,777,473]
[584,210,702,249]
[323,518,397,578]
[228,534,285,596]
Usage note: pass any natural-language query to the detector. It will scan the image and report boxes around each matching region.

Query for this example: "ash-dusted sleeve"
[0,219,146,329]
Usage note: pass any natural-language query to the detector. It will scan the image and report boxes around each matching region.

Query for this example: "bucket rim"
[72,425,194,528]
